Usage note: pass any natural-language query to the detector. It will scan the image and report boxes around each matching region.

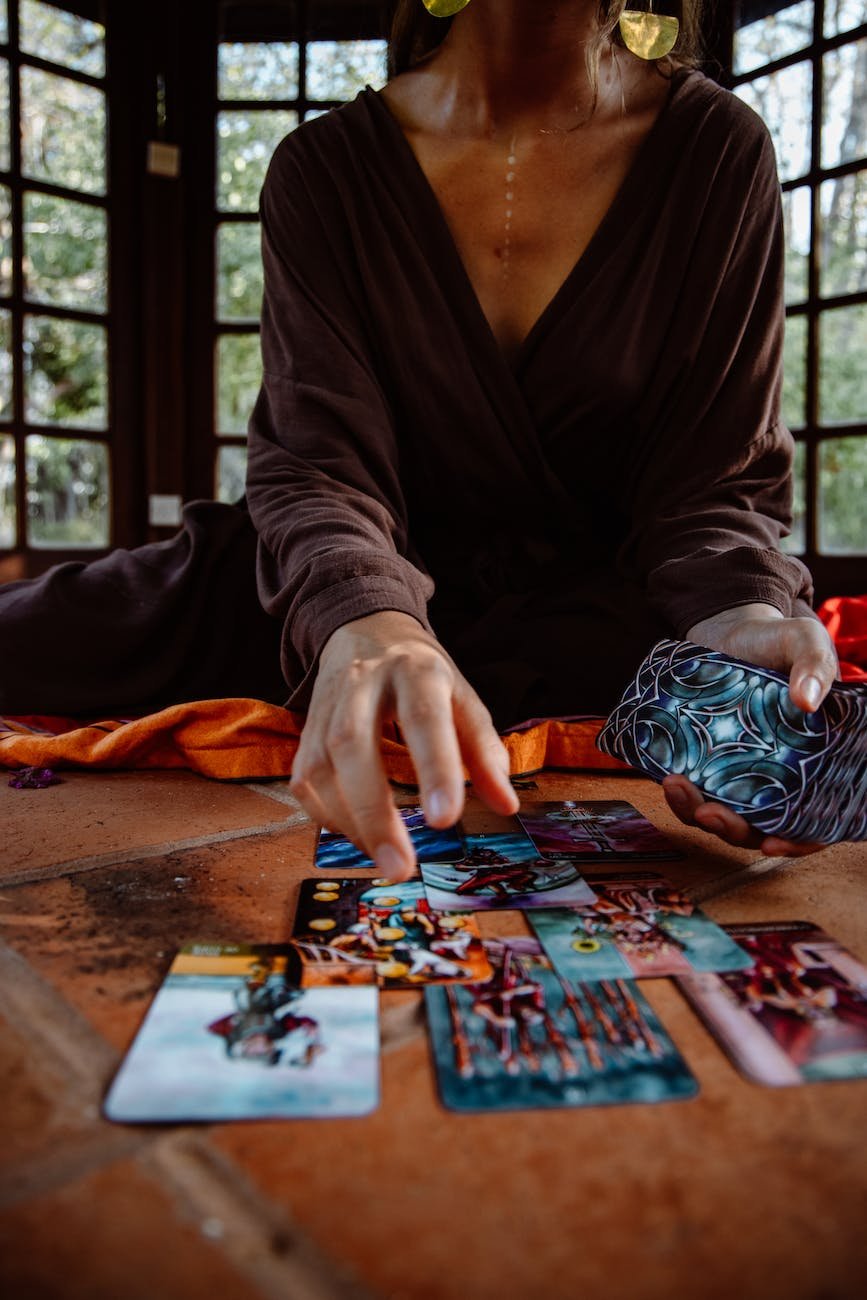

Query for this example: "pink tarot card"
[517,801,681,861]
[678,921,867,1085]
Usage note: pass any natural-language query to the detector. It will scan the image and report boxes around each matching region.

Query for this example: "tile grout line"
[685,853,806,905]
[1,810,312,888]
[143,1133,382,1300]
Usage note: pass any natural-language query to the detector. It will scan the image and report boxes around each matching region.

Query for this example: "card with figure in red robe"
[678,921,867,1085]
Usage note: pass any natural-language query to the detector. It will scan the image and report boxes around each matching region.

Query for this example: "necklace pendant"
[618,9,679,60]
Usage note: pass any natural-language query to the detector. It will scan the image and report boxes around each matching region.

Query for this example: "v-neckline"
[365,68,693,375]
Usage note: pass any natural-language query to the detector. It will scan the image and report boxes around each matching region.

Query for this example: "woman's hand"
[662,603,839,857]
[289,611,519,882]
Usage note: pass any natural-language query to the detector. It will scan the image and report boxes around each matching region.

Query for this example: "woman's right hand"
[289,610,519,882]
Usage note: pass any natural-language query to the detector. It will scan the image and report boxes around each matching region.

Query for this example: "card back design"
[292,878,493,988]
[315,806,464,869]
[425,937,697,1111]
[517,800,681,860]
[104,943,379,1122]
[529,872,752,980]
[419,832,596,911]
[678,921,867,1085]
[598,639,867,843]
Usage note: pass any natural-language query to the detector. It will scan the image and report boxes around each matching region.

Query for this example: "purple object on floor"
[8,766,61,789]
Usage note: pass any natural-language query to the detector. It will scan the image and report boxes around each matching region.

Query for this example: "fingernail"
[374,843,409,879]
[801,675,823,712]
[427,789,452,825]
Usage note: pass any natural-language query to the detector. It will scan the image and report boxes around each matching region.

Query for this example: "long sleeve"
[619,108,814,636]
[245,127,434,706]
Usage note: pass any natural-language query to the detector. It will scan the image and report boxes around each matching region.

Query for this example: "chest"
[406,124,649,364]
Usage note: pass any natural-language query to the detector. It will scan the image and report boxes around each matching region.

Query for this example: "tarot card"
[678,921,867,1086]
[292,878,493,989]
[103,942,379,1122]
[315,805,464,869]
[425,937,697,1112]
[529,872,752,980]
[419,831,597,911]
[517,801,681,861]
[597,638,867,844]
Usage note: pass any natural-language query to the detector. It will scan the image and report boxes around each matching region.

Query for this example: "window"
[0,1,115,555]
[208,2,387,503]
[732,0,867,593]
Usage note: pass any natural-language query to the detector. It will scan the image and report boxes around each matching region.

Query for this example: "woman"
[0,1,839,873]
[245,0,838,877]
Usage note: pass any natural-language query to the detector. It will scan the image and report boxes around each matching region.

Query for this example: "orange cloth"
[3,597,862,782]
[818,595,867,682]
[0,700,622,782]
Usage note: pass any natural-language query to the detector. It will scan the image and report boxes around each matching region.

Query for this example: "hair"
[386,1,704,86]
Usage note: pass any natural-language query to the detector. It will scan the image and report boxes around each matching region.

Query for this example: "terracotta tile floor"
[1,767,866,1300]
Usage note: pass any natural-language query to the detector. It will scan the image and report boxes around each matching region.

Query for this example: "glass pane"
[24,192,108,311]
[0,434,14,547]
[820,170,867,297]
[25,434,109,547]
[21,67,106,196]
[0,305,12,418]
[736,62,812,182]
[0,58,10,173]
[0,182,11,296]
[782,313,808,427]
[783,185,811,303]
[823,39,867,169]
[216,222,263,321]
[734,0,814,76]
[19,1,106,77]
[218,42,299,101]
[818,303,867,422]
[216,444,248,504]
[217,109,296,213]
[0,1,7,45]
[306,40,388,100]
[216,333,260,434]
[825,0,867,37]
[24,314,108,429]
[818,435,867,552]
[781,439,806,554]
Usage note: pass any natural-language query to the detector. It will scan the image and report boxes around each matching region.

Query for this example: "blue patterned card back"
[597,639,867,844]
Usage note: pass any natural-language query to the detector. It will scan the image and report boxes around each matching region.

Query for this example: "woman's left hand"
[662,603,839,857]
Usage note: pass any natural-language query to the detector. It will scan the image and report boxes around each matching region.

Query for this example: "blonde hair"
[386,1,704,84]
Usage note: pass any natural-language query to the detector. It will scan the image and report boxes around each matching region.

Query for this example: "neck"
[430,0,609,136]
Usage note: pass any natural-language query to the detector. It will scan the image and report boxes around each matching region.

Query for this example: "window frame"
[727,0,867,600]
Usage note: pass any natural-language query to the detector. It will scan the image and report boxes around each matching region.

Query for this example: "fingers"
[780,619,839,713]
[392,652,469,828]
[664,775,824,858]
[453,684,519,816]
[291,673,415,883]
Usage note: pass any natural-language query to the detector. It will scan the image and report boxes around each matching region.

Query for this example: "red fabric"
[817,595,867,681]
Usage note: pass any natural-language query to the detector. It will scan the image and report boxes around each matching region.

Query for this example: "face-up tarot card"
[292,878,493,989]
[517,801,681,861]
[425,937,697,1112]
[678,922,867,1086]
[419,831,597,911]
[103,943,379,1122]
[315,805,464,869]
[529,872,752,981]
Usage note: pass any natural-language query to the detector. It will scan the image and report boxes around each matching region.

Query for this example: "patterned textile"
[597,639,867,844]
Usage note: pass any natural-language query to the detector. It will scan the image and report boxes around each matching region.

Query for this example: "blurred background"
[0,0,864,602]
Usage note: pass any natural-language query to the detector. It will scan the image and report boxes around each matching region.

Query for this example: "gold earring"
[619,3,679,60]
[422,0,472,16]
